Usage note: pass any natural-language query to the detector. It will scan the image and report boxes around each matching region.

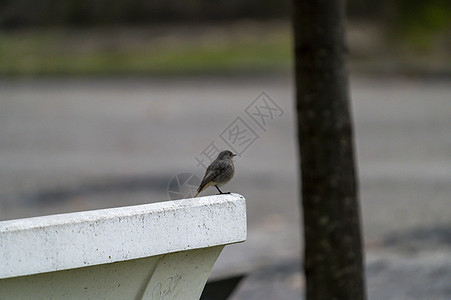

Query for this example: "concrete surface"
[0,193,246,278]
[0,194,245,299]
[0,75,450,298]
[0,246,224,300]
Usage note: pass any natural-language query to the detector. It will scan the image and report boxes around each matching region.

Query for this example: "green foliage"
[0,28,292,76]
[389,0,451,52]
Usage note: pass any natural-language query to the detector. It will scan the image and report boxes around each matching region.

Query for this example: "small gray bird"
[195,150,236,197]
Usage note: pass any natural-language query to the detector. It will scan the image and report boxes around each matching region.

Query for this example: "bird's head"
[217,150,237,160]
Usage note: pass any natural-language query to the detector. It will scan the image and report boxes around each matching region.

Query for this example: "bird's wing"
[197,160,229,193]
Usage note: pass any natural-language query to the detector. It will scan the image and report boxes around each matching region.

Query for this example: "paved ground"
[1,75,450,298]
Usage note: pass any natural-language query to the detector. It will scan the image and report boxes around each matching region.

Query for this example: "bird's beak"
[232,153,237,157]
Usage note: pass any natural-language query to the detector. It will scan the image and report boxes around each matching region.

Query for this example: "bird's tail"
[194,180,209,198]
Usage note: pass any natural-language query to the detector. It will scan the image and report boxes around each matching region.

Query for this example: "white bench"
[0,194,246,299]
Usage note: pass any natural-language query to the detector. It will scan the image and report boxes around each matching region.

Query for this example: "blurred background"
[0,1,450,299]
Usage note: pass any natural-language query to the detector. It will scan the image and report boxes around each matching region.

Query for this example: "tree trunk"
[293,1,366,299]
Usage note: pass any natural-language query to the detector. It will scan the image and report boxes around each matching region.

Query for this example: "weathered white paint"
[0,194,246,299]
[0,246,224,300]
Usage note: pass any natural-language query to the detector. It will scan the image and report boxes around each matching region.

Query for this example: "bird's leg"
[215,185,230,194]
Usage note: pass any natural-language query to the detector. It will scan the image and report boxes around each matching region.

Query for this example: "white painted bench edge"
[0,193,246,279]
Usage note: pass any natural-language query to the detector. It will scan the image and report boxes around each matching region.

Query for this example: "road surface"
[1,75,450,299]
